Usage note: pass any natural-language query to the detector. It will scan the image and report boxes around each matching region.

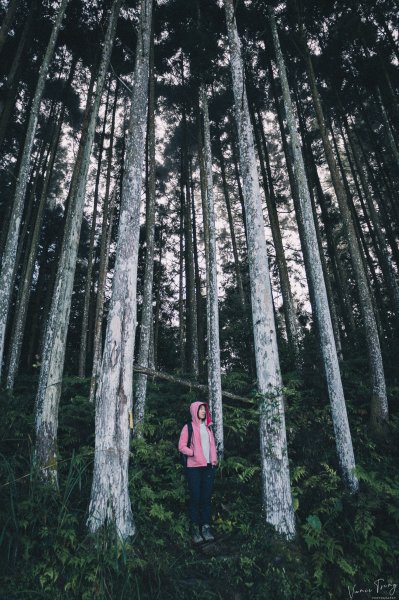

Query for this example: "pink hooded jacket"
[178,401,217,467]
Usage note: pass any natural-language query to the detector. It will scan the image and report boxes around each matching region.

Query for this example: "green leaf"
[307,515,322,531]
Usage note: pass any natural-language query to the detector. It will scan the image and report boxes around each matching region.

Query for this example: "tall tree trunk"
[296,108,356,336]
[34,0,122,483]
[181,98,199,376]
[302,35,389,436]
[224,0,295,539]
[0,2,35,130]
[199,83,224,458]
[229,125,248,246]
[190,156,206,378]
[178,171,186,372]
[78,80,111,377]
[269,10,358,491]
[87,0,152,539]
[89,81,120,403]
[134,33,156,432]
[376,86,399,171]
[252,103,300,360]
[152,220,163,371]
[216,133,246,310]
[0,0,69,379]
[349,117,399,270]
[348,112,399,271]
[329,117,385,336]
[5,79,72,389]
[290,84,345,352]
[340,118,399,318]
[291,98,344,356]
[0,0,20,55]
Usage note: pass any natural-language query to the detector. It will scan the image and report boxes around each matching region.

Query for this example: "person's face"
[198,405,206,420]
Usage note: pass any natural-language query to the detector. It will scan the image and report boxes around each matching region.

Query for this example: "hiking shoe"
[191,524,203,544]
[201,524,215,542]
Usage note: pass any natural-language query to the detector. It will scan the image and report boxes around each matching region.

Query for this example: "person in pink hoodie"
[178,401,218,544]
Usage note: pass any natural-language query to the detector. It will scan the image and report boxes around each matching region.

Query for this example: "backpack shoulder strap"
[187,420,193,447]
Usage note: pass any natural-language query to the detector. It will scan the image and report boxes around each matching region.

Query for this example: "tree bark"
[376,86,399,172]
[296,112,356,336]
[329,118,385,336]
[181,90,199,376]
[178,172,186,372]
[134,34,156,432]
[34,0,122,484]
[229,124,248,246]
[0,1,35,132]
[0,0,20,56]
[153,217,164,370]
[270,10,358,492]
[340,118,399,318]
[216,132,246,310]
[224,0,295,539]
[89,81,120,403]
[302,34,389,436]
[87,0,153,539]
[190,155,206,378]
[0,0,69,380]
[252,103,300,360]
[78,80,111,377]
[5,74,73,389]
[199,82,224,459]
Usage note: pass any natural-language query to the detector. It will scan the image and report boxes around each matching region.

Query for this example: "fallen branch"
[133,365,254,405]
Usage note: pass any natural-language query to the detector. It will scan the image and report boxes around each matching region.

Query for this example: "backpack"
[179,421,193,467]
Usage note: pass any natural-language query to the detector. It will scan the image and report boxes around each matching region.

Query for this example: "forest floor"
[0,367,398,599]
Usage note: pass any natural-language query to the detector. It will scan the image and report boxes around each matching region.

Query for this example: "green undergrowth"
[0,370,398,599]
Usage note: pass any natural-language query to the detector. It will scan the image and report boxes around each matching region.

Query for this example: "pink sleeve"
[178,424,194,456]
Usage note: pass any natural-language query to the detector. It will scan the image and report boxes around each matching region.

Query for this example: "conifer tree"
[87,0,153,539]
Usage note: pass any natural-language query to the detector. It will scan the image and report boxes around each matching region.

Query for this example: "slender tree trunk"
[229,126,248,246]
[178,172,186,372]
[0,0,20,55]
[153,218,164,370]
[349,118,399,271]
[0,0,69,379]
[6,88,71,389]
[252,104,300,359]
[190,156,206,378]
[181,99,199,377]
[216,133,246,310]
[302,36,389,436]
[290,93,345,355]
[0,2,35,129]
[87,0,152,539]
[329,118,386,336]
[199,83,224,458]
[78,81,111,377]
[134,34,156,432]
[14,135,50,279]
[297,116,356,336]
[89,82,120,403]
[89,184,118,400]
[290,85,345,352]
[340,119,399,318]
[270,10,358,491]
[376,86,399,171]
[34,0,122,483]
[224,0,295,539]
[380,62,399,134]
[354,104,399,236]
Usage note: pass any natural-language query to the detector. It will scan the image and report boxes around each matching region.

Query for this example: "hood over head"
[190,401,212,427]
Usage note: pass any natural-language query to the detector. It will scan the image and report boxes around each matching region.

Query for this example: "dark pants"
[185,464,216,526]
